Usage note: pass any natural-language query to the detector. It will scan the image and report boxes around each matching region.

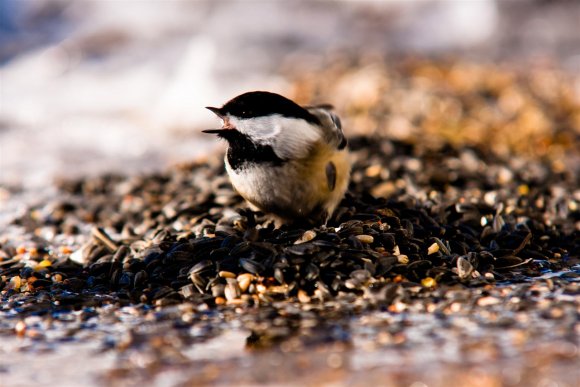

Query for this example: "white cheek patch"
[229,115,322,159]
[230,115,282,139]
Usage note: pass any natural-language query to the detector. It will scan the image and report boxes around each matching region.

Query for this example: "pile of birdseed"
[1,133,578,314]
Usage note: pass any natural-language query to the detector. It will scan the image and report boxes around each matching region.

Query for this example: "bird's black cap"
[212,91,321,125]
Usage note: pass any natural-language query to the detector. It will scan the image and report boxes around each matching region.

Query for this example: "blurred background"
[1,0,579,191]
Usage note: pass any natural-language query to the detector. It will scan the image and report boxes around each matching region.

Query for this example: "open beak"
[201,129,225,134]
[204,107,232,135]
[206,106,224,118]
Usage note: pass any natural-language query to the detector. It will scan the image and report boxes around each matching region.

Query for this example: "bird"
[203,91,350,225]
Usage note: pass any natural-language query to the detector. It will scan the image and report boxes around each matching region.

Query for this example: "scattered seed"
[427,243,439,255]
[421,277,436,288]
[294,230,317,244]
[397,255,409,264]
[355,235,374,244]
[237,273,255,293]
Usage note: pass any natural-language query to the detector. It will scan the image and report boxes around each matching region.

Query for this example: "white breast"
[225,160,296,211]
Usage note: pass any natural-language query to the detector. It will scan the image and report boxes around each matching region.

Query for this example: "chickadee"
[204,91,350,225]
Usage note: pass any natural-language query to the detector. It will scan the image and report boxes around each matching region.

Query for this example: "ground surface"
[1,58,580,387]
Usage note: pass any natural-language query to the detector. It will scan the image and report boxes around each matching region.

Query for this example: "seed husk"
[457,256,474,279]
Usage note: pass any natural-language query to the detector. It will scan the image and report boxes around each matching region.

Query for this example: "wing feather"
[305,106,347,150]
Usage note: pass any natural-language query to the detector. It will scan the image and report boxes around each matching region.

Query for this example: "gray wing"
[305,106,347,150]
